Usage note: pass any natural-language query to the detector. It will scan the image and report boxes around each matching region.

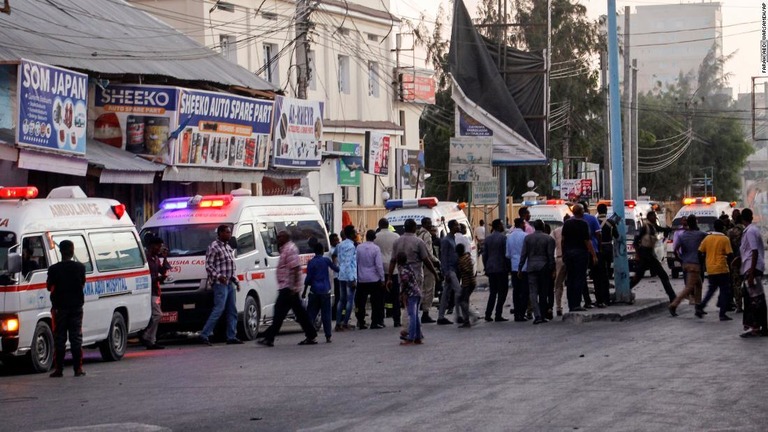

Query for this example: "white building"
[631,2,723,94]
[129,0,434,233]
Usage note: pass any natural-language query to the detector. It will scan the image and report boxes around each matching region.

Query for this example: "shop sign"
[17,59,88,155]
[365,131,390,176]
[271,96,324,169]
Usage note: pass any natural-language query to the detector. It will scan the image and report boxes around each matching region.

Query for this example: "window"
[261,12,278,20]
[307,50,317,91]
[368,61,380,97]
[215,1,235,12]
[90,232,145,272]
[51,234,93,273]
[338,55,350,94]
[258,221,328,257]
[367,33,379,42]
[263,43,280,85]
[220,34,237,63]
[235,224,256,255]
[22,236,49,278]
[140,224,224,257]
[337,27,349,36]
[0,232,17,285]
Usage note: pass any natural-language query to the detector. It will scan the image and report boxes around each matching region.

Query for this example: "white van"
[384,197,475,258]
[666,197,735,278]
[0,186,151,372]
[139,190,329,341]
[525,199,573,230]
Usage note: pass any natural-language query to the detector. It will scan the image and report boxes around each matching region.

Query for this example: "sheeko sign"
[17,59,88,155]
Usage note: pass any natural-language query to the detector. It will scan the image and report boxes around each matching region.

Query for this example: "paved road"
[1,277,765,432]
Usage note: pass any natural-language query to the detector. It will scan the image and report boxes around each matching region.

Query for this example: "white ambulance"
[139,190,329,341]
[666,196,735,277]
[0,186,151,372]
[524,199,573,230]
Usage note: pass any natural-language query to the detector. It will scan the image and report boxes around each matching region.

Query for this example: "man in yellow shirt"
[697,219,734,320]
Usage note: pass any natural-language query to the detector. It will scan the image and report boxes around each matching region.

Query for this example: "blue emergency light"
[384,197,439,210]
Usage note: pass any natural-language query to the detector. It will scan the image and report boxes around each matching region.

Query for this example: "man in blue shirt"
[506,218,529,321]
[303,243,339,342]
[335,225,357,330]
[579,201,602,308]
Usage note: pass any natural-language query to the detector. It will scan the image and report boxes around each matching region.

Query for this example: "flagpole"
[607,0,631,302]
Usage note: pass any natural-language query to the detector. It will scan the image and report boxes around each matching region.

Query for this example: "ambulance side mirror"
[7,252,21,274]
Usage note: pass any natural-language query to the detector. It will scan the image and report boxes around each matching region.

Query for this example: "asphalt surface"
[2,276,766,431]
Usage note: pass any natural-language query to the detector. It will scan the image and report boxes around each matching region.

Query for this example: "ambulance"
[666,196,735,278]
[385,197,474,244]
[523,199,573,230]
[0,186,151,372]
[139,190,329,341]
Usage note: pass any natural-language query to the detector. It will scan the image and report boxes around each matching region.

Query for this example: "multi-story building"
[631,2,723,94]
[131,0,434,232]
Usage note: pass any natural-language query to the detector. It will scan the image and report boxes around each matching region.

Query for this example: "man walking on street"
[356,230,386,329]
[562,204,597,312]
[630,211,676,302]
[727,210,745,313]
[303,242,339,343]
[737,209,767,337]
[336,225,358,330]
[669,215,707,316]
[697,219,734,321]
[257,231,319,346]
[552,214,569,316]
[519,220,556,324]
[438,219,462,324]
[200,225,242,346]
[475,220,486,274]
[507,218,530,321]
[416,217,440,323]
[47,240,87,377]
[483,219,510,322]
[375,218,401,327]
[141,236,171,350]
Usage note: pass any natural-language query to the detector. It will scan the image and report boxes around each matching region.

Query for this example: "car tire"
[99,312,127,362]
[30,321,54,372]
[240,295,261,341]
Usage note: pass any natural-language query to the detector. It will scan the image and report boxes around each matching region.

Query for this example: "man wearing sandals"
[738,209,767,338]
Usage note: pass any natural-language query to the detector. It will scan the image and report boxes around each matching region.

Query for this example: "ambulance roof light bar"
[0,186,38,200]
[625,200,636,208]
[384,197,439,210]
[682,196,717,205]
[160,194,234,210]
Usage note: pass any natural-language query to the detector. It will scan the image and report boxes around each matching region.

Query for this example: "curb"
[561,298,668,323]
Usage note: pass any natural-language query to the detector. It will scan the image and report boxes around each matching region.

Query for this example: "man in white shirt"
[374,218,401,327]
[474,220,486,274]
[456,223,474,270]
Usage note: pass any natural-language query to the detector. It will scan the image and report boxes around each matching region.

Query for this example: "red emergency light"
[385,197,438,210]
[199,195,233,208]
[546,199,565,205]
[682,196,717,205]
[625,200,636,209]
[0,186,38,199]
[111,203,126,219]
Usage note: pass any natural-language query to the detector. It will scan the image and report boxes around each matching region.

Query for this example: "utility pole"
[608,0,631,302]
[563,113,571,179]
[601,50,611,199]
[622,6,632,200]
[631,58,638,199]
[295,0,311,99]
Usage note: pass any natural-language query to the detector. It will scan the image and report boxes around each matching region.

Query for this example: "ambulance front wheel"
[99,311,127,361]
[240,295,261,341]
[30,321,54,373]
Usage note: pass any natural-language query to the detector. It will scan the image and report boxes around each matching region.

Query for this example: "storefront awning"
[17,148,88,176]
[162,167,264,184]
[85,140,165,184]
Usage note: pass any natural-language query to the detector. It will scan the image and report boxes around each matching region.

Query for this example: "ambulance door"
[19,235,51,313]
[232,222,266,325]
[255,220,281,321]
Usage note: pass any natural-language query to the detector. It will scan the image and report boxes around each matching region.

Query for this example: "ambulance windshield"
[0,231,18,284]
[141,224,222,257]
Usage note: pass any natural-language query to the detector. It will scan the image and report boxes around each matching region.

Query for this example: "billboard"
[561,179,593,202]
[457,107,492,137]
[328,141,362,187]
[473,179,499,205]
[271,96,324,169]
[17,59,88,155]
[176,88,274,170]
[92,84,178,156]
[399,72,436,104]
[397,149,425,190]
[449,137,493,182]
[365,131,390,176]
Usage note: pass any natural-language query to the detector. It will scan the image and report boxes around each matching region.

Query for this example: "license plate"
[160,311,178,323]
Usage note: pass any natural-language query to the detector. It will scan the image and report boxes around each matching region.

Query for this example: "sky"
[391,0,765,98]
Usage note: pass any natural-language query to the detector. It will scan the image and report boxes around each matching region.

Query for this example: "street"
[1,278,767,431]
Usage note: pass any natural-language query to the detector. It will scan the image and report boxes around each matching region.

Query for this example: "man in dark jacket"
[482,219,510,321]
[47,240,87,377]
[142,236,171,350]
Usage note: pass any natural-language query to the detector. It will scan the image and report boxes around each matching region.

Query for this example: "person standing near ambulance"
[47,240,86,377]
[200,225,242,346]
[141,236,171,350]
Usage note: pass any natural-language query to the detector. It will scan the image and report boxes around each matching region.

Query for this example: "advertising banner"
[272,96,324,169]
[399,72,436,104]
[328,141,362,187]
[17,59,88,155]
[472,179,499,205]
[449,137,493,182]
[396,149,425,190]
[365,131,390,176]
[92,84,179,156]
[560,179,593,202]
[457,107,493,137]
[176,88,274,170]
